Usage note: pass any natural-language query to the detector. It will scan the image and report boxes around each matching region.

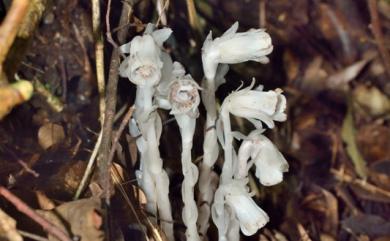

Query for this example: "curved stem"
[135,86,174,241]
[198,79,219,240]
[176,114,200,241]
[220,111,233,184]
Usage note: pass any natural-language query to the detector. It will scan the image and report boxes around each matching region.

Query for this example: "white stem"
[220,110,233,184]
[176,114,200,241]
[135,86,174,241]
[198,79,219,239]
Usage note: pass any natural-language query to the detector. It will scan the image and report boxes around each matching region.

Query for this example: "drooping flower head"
[202,22,273,81]
[237,130,289,185]
[119,26,172,87]
[220,79,286,129]
[212,179,269,237]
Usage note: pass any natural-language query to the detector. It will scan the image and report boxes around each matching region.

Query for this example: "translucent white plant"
[202,21,273,81]
[120,21,286,241]
[120,24,174,241]
[198,22,273,240]
[218,79,287,182]
[167,63,201,241]
[237,129,289,184]
[212,179,269,240]
[212,79,287,241]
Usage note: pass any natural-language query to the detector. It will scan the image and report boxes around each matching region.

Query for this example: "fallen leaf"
[37,198,104,241]
[38,123,65,150]
[341,99,367,178]
[353,84,390,117]
[35,190,56,210]
[297,223,313,241]
[0,208,23,241]
[369,160,390,192]
[342,214,390,237]
[356,123,390,164]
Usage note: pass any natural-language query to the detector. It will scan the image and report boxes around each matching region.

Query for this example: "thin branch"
[368,0,390,77]
[0,0,30,74]
[98,1,133,204]
[91,0,106,125]
[73,130,103,200]
[108,106,135,165]
[0,186,72,241]
[105,0,119,49]
[18,230,49,241]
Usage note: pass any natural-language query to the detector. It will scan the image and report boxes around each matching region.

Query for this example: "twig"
[331,168,390,198]
[108,106,135,165]
[18,230,49,241]
[0,186,72,241]
[33,79,64,112]
[156,0,170,27]
[105,0,119,49]
[185,0,200,33]
[368,0,390,77]
[98,1,133,204]
[259,0,267,28]
[0,0,30,74]
[91,0,106,125]
[73,130,103,200]
[17,159,39,177]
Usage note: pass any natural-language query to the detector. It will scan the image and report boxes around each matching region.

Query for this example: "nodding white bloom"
[212,179,269,237]
[202,21,273,80]
[220,80,287,129]
[119,27,172,87]
[237,130,289,186]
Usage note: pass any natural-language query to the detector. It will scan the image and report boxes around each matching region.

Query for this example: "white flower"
[220,79,286,129]
[202,22,273,80]
[119,26,172,87]
[168,76,201,117]
[213,179,269,236]
[238,130,289,186]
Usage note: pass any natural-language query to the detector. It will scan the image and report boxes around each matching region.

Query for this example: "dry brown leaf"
[325,59,370,90]
[374,236,390,241]
[369,160,390,192]
[353,85,390,117]
[0,208,23,241]
[342,214,390,237]
[37,198,104,241]
[35,190,56,210]
[320,233,336,241]
[357,123,390,164]
[297,223,313,241]
[38,123,65,150]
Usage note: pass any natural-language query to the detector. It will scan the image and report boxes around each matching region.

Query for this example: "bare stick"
[73,130,103,200]
[91,0,106,125]
[18,230,49,241]
[0,186,72,241]
[0,0,30,73]
[98,1,133,204]
[108,106,135,165]
[105,0,119,49]
[368,0,390,77]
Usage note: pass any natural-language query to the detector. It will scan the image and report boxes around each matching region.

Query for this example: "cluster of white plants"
[119,22,288,241]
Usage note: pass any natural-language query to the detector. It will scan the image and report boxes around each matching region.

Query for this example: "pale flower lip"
[217,179,269,236]
[221,80,287,129]
[202,21,273,80]
[238,130,289,186]
[119,27,172,87]
[168,75,201,117]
